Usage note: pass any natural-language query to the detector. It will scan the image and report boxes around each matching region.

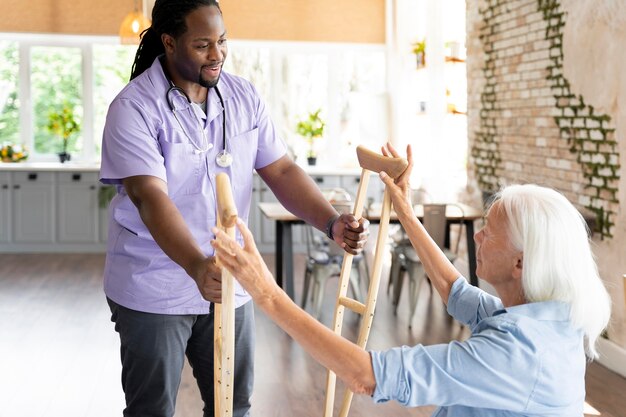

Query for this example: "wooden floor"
[1,253,624,417]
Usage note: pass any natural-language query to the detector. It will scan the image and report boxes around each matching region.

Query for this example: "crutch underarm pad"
[356,145,408,179]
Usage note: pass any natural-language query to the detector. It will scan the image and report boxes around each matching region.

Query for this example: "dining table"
[258,201,483,301]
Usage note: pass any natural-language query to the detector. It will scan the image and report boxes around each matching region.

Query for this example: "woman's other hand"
[211,218,280,307]
[380,142,414,218]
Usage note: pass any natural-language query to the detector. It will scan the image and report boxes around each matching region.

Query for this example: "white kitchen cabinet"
[0,172,11,243]
[57,172,99,243]
[12,171,55,243]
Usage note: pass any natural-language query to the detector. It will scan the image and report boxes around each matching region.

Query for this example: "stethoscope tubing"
[165,83,232,166]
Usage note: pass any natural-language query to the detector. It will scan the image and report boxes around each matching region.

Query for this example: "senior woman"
[211,143,611,416]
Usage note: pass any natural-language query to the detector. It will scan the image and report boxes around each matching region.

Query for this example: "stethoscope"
[165,83,233,168]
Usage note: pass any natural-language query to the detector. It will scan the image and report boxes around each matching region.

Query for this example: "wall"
[467,0,625,349]
[0,0,385,43]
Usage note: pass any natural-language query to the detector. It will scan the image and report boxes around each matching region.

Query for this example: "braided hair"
[130,0,222,80]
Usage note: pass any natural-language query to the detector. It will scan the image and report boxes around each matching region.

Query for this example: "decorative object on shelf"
[0,142,28,163]
[47,103,80,164]
[411,39,426,69]
[444,40,465,61]
[119,0,151,45]
[296,109,325,166]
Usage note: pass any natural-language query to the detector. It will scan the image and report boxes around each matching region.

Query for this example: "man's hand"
[332,214,370,255]
[188,256,223,303]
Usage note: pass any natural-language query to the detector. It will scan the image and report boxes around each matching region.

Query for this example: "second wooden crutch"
[214,172,238,417]
[323,145,408,417]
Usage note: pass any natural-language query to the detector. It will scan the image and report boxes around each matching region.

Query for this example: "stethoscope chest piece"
[216,150,233,167]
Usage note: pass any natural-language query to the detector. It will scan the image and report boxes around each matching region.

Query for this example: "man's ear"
[161,33,175,53]
[512,252,523,281]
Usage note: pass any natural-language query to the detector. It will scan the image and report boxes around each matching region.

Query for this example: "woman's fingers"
[236,218,258,254]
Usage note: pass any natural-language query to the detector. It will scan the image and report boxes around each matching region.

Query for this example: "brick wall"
[467,0,620,237]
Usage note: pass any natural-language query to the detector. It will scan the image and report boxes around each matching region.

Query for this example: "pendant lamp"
[119,0,151,45]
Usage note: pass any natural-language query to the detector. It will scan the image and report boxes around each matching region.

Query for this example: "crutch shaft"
[214,173,237,417]
[323,169,370,417]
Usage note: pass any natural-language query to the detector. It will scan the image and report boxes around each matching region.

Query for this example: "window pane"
[282,53,329,160]
[335,51,387,150]
[93,44,136,157]
[0,41,20,145]
[224,47,271,105]
[31,46,83,155]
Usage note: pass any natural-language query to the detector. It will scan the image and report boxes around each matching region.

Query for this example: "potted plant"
[296,109,325,166]
[47,104,80,163]
[411,39,426,69]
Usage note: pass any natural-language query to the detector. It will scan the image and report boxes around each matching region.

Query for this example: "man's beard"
[199,72,220,89]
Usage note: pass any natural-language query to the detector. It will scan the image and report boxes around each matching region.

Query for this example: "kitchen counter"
[0,162,101,172]
[0,161,362,176]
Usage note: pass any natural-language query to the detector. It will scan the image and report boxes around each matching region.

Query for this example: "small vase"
[58,152,71,163]
[307,156,317,166]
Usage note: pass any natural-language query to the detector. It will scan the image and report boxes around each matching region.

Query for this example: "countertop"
[0,162,101,172]
[0,161,363,176]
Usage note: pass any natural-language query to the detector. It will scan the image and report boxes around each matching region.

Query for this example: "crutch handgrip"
[356,145,408,178]
[337,296,366,315]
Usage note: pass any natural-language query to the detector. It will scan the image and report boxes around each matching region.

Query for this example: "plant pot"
[307,156,317,166]
[415,52,426,69]
[58,152,71,163]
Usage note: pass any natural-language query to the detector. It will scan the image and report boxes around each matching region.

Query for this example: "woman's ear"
[512,252,523,281]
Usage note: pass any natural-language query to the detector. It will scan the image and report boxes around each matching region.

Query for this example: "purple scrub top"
[100,57,286,314]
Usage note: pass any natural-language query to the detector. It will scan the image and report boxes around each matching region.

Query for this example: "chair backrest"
[422,204,447,250]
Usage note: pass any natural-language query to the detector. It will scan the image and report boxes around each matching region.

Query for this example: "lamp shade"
[119,9,151,44]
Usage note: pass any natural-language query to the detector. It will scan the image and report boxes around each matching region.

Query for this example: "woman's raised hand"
[211,218,280,306]
[379,142,414,218]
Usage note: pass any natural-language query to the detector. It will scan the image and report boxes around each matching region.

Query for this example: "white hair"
[493,184,611,359]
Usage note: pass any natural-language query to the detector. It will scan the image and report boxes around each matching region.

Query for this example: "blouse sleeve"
[447,277,504,328]
[370,318,540,411]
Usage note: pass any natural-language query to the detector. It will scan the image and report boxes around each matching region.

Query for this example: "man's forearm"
[138,192,207,273]
[260,161,337,232]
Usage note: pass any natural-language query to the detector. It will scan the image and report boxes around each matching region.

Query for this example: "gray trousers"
[107,298,255,417]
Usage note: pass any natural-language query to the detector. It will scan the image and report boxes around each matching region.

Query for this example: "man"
[99,1,368,416]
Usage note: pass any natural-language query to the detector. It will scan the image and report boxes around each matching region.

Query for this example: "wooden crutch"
[323,145,408,417]
[214,173,238,417]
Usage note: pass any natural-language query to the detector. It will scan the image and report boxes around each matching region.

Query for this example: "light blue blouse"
[370,277,585,416]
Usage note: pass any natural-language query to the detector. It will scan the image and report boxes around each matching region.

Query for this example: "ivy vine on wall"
[473,0,620,238]
[538,0,619,238]
[472,0,505,194]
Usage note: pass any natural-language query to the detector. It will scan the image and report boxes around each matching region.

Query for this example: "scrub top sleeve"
[250,84,287,169]
[100,98,167,185]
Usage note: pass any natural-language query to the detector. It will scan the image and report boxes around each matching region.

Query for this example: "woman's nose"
[474,229,483,244]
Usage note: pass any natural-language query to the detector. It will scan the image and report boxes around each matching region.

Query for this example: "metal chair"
[389,203,463,327]
[300,201,366,320]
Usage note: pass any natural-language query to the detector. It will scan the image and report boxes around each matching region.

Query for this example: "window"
[31,46,83,155]
[225,42,387,165]
[1,34,387,165]
[0,41,19,145]
[93,44,136,155]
